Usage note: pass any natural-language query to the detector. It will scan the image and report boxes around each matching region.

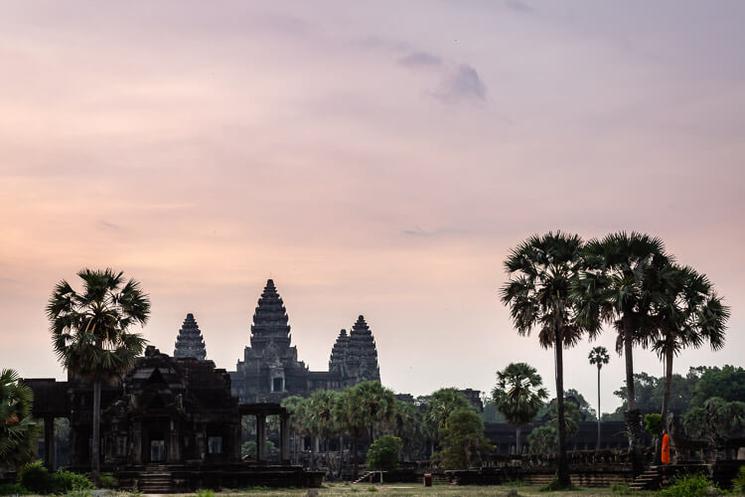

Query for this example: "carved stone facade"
[230,279,382,403]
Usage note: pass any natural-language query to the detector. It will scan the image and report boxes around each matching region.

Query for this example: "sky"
[1,0,744,415]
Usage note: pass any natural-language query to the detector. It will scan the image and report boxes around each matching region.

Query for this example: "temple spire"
[250,279,292,351]
[174,313,207,360]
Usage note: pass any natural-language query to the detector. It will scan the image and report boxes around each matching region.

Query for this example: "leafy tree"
[689,366,745,407]
[589,346,610,450]
[422,388,472,454]
[502,232,596,488]
[683,397,745,448]
[649,264,728,427]
[492,362,547,455]
[578,232,668,473]
[47,269,149,482]
[527,425,558,455]
[0,369,39,469]
[366,435,402,471]
[437,407,491,469]
[644,413,662,437]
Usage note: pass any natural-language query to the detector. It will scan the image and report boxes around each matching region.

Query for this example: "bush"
[660,474,720,497]
[733,466,745,494]
[644,413,663,436]
[0,483,28,495]
[51,470,93,492]
[365,435,403,472]
[610,482,632,495]
[18,461,53,494]
[97,473,117,489]
[196,489,215,497]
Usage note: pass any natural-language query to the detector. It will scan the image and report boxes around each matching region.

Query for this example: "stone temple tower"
[173,313,207,360]
[231,279,309,402]
[329,315,381,387]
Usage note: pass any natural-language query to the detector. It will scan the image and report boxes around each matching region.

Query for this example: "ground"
[155,482,650,497]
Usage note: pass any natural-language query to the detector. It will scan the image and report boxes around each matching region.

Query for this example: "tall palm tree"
[282,395,310,464]
[588,346,610,450]
[577,232,667,473]
[492,362,548,456]
[47,268,149,482]
[306,389,340,468]
[0,369,39,468]
[501,232,597,488]
[651,264,729,427]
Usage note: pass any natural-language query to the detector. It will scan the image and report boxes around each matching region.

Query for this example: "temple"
[173,313,207,360]
[230,279,382,402]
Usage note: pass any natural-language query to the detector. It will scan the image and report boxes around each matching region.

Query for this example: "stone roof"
[174,313,207,360]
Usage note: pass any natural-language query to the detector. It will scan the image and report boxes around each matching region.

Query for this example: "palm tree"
[501,232,597,488]
[651,264,729,427]
[422,388,472,458]
[47,268,149,482]
[492,362,548,456]
[577,232,668,473]
[306,389,340,468]
[282,395,310,464]
[588,346,610,450]
[0,369,39,469]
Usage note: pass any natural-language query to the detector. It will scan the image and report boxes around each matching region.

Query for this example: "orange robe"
[661,433,671,465]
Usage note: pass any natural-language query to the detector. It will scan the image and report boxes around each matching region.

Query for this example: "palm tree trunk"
[554,333,571,488]
[661,347,674,425]
[92,378,102,484]
[515,426,521,456]
[596,366,601,451]
[622,315,643,474]
[352,432,359,479]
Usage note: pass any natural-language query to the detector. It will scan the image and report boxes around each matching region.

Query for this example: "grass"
[147,482,658,497]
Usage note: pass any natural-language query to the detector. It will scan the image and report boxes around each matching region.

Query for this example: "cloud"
[398,51,442,68]
[504,0,534,13]
[436,64,487,102]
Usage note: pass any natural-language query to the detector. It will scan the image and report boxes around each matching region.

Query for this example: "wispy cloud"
[435,64,487,103]
[398,51,442,68]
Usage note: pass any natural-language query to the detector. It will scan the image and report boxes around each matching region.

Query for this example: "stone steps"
[629,467,661,491]
[138,465,174,494]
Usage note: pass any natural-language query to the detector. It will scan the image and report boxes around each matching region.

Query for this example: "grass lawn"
[191,482,648,497]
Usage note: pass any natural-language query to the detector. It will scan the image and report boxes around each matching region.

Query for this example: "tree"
[690,365,745,407]
[683,397,745,451]
[492,362,548,455]
[578,232,668,473]
[282,395,310,463]
[366,435,403,471]
[650,264,729,428]
[501,232,596,488]
[47,268,149,482]
[0,369,39,469]
[422,388,473,456]
[437,407,491,469]
[306,389,340,467]
[391,400,423,461]
[589,346,610,450]
[335,381,395,477]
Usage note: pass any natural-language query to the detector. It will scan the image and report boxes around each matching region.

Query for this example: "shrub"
[733,466,745,494]
[660,474,720,497]
[51,470,93,492]
[18,461,53,494]
[196,489,215,497]
[644,413,663,436]
[0,483,28,495]
[610,482,633,495]
[97,473,117,489]
[365,435,403,472]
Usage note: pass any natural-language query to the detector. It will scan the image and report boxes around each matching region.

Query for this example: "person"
[661,430,671,465]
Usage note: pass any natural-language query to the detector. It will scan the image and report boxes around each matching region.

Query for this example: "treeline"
[278,381,490,472]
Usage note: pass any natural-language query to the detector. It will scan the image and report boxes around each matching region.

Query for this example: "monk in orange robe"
[661,431,671,465]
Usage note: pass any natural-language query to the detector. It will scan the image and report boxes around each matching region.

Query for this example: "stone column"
[44,417,55,469]
[280,413,290,464]
[256,414,266,462]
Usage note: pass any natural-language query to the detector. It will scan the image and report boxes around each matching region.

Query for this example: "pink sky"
[1,1,744,413]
